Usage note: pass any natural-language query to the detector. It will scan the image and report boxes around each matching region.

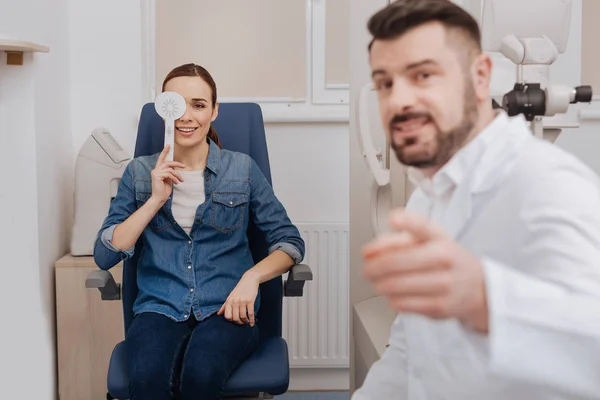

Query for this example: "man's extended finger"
[389,209,446,242]
[362,240,451,280]
[156,144,170,165]
[372,270,451,297]
[388,295,450,320]
[225,303,233,321]
[217,304,225,315]
[363,231,417,260]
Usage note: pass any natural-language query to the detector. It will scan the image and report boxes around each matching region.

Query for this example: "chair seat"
[107,337,290,399]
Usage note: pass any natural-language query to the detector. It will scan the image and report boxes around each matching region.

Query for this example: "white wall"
[266,122,349,222]
[0,0,72,397]
[69,0,143,158]
[559,0,600,175]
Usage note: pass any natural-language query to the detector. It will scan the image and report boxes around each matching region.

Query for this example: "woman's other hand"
[150,144,186,205]
[218,272,260,326]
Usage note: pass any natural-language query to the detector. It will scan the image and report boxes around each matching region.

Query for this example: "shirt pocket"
[135,191,172,233]
[210,191,248,233]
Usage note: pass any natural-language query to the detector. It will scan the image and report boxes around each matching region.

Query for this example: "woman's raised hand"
[150,144,186,205]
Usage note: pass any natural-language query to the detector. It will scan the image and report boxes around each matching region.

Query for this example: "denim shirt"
[93,139,305,322]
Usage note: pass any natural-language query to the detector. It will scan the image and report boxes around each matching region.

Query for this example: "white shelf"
[0,39,49,53]
[0,39,49,66]
[353,296,396,369]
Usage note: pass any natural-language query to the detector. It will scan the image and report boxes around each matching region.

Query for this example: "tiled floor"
[275,392,350,400]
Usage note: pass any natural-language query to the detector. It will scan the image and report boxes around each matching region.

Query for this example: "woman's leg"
[126,312,194,400]
[178,314,260,400]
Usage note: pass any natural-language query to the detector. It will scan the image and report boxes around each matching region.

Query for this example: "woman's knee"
[126,312,192,398]
[129,361,174,399]
[179,362,229,399]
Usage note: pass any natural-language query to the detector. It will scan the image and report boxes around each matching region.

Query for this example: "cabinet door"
[56,261,124,400]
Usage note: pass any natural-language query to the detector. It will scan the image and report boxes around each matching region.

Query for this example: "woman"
[93,63,305,400]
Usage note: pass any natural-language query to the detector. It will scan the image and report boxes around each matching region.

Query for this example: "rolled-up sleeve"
[100,224,135,257]
[248,158,305,264]
[93,161,138,270]
[268,242,303,265]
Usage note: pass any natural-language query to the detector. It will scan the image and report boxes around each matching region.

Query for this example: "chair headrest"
[135,102,272,185]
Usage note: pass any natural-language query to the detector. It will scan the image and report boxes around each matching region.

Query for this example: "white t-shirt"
[171,169,205,235]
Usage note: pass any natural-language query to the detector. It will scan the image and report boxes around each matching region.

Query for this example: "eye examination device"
[155,91,186,161]
[482,0,593,138]
[71,128,131,256]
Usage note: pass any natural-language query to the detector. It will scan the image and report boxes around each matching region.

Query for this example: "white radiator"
[283,222,350,368]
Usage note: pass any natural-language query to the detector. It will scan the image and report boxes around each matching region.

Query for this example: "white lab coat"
[353,112,600,399]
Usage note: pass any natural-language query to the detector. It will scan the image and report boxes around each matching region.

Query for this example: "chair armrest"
[283,264,313,297]
[85,270,121,301]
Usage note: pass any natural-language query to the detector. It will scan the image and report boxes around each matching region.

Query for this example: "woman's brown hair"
[161,63,222,148]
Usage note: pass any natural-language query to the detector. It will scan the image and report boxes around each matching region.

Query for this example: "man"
[353,0,600,399]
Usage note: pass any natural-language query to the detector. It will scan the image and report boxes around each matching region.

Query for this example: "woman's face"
[163,76,218,150]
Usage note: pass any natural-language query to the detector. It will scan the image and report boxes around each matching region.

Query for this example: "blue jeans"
[126,312,259,399]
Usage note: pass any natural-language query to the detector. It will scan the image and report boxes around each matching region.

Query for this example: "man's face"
[369,22,480,170]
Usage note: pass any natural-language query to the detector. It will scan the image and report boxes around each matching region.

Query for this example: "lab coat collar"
[407,110,532,239]
[205,138,221,174]
[406,110,508,197]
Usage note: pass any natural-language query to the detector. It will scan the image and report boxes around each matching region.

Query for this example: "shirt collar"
[205,138,221,174]
[407,110,509,197]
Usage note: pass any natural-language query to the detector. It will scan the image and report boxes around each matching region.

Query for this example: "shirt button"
[188,241,192,244]
[187,265,192,269]
[184,314,188,318]
[190,288,194,292]
[229,201,233,205]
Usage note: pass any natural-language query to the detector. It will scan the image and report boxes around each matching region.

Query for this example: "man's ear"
[473,52,492,102]
[471,52,493,102]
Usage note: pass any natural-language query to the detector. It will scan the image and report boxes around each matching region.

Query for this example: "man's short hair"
[368,0,482,55]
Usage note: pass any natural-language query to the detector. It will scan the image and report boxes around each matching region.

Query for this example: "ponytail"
[208,125,222,148]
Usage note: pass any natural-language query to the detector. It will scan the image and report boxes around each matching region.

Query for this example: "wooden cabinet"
[55,254,124,400]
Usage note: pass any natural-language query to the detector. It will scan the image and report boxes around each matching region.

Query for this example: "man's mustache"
[389,112,432,129]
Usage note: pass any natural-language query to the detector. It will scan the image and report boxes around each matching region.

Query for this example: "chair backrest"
[122,102,281,343]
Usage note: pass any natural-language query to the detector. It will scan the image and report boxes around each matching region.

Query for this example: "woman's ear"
[211,102,219,122]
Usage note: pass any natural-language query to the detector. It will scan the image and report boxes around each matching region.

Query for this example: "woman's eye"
[193,103,204,108]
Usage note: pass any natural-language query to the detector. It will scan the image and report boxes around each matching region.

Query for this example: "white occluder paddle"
[155,91,186,161]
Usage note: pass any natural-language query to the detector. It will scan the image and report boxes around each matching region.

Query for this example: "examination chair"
[86,102,313,399]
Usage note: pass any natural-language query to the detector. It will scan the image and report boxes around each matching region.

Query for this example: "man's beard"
[390,81,479,169]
